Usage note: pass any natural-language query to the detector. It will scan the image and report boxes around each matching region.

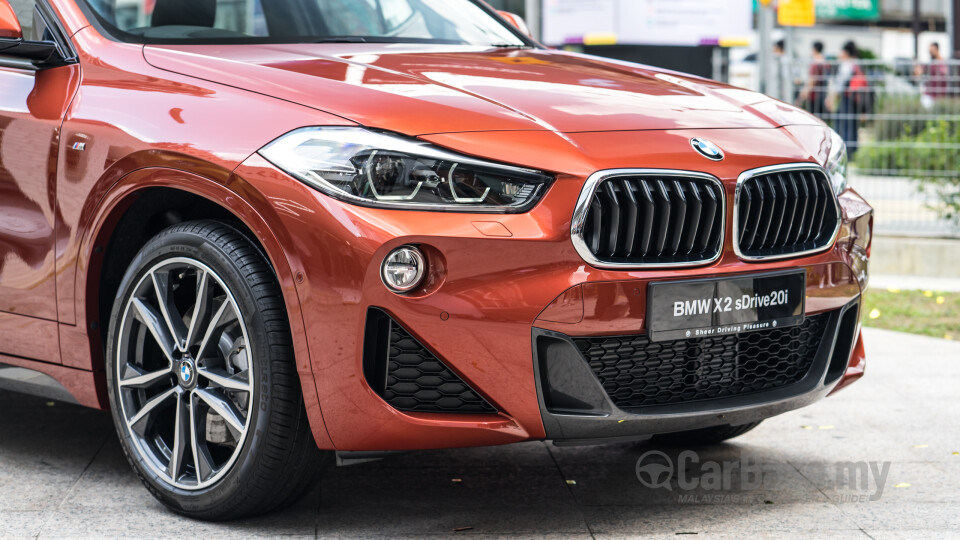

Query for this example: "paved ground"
[1,327,959,539]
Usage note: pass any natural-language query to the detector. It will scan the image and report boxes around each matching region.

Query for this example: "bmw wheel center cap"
[179,359,196,386]
[691,138,724,161]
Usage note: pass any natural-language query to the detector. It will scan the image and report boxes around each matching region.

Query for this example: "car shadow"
[0,390,862,537]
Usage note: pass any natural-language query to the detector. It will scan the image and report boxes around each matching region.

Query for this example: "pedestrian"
[914,42,950,107]
[827,41,864,158]
[770,39,791,101]
[798,41,828,116]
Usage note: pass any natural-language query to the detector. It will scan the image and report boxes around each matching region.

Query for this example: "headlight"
[259,127,553,212]
[825,128,848,195]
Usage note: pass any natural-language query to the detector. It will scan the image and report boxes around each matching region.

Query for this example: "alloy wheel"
[115,257,254,490]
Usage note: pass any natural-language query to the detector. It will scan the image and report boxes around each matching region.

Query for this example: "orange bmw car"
[0,0,871,520]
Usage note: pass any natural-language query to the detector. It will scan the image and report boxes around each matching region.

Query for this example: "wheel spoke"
[117,257,255,491]
[195,387,245,439]
[119,364,172,389]
[195,299,238,361]
[189,393,215,484]
[151,271,189,352]
[198,367,251,392]
[168,390,190,482]
[184,270,210,350]
[131,297,178,364]
[127,387,177,436]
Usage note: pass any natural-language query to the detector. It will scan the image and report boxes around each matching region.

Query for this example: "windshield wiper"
[312,36,368,43]
[488,44,534,49]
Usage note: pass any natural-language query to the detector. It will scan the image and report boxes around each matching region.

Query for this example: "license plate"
[647,271,806,342]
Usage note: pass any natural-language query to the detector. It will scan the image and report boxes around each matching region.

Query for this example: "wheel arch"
[74,168,332,447]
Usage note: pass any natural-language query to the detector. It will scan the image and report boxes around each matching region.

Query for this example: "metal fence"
[772,59,960,238]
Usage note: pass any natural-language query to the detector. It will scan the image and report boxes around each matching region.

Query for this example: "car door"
[0,0,79,363]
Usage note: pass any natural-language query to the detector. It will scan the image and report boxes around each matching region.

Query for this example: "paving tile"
[595,532,869,540]
[557,457,827,506]
[37,505,319,538]
[837,502,960,530]
[794,460,960,504]
[316,535,591,540]
[0,511,47,537]
[321,464,572,509]
[582,502,859,534]
[314,504,589,536]
[865,530,960,540]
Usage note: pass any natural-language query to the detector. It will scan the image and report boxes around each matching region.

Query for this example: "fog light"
[381,246,426,293]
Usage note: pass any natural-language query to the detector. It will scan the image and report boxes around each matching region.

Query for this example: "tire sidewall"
[105,227,279,514]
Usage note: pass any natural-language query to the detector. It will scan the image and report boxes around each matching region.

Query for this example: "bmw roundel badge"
[691,138,724,161]
[180,362,193,383]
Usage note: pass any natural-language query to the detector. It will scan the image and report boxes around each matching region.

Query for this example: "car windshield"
[78,0,527,46]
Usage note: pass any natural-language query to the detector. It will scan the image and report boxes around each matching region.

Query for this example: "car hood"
[143,44,821,136]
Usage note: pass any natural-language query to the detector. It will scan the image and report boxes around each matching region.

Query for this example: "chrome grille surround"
[733,163,842,261]
[570,169,726,269]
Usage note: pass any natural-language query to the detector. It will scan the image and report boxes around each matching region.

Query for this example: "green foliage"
[856,115,960,221]
[868,94,960,142]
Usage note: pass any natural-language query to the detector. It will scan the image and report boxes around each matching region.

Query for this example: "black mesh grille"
[736,169,840,258]
[578,175,724,265]
[573,313,828,410]
[364,310,496,414]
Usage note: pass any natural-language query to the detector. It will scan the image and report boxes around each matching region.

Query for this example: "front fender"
[65,166,334,448]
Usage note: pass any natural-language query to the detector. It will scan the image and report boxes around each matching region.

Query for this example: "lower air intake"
[363,309,496,414]
[573,313,829,410]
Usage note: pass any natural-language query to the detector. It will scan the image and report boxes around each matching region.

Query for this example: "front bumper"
[533,298,861,444]
[235,126,873,451]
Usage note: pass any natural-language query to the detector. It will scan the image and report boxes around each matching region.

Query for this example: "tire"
[651,421,763,447]
[105,220,328,521]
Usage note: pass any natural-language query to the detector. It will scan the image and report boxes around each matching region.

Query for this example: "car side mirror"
[498,11,533,38]
[0,0,65,68]
[0,0,23,40]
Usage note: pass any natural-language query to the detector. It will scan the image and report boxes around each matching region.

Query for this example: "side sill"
[0,362,80,405]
